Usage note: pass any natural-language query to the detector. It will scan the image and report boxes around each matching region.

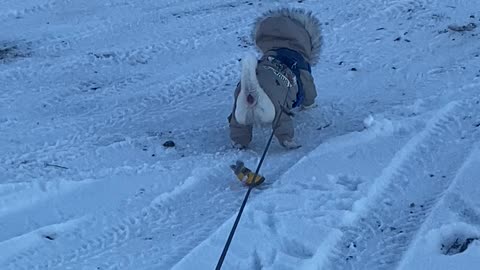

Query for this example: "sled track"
[323,98,480,270]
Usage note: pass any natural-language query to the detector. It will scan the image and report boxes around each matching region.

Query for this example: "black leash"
[215,89,291,270]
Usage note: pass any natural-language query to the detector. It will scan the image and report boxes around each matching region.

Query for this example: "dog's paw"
[232,141,248,150]
[280,139,301,150]
[300,103,318,110]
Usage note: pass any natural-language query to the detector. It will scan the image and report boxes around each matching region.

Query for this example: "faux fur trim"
[252,8,322,66]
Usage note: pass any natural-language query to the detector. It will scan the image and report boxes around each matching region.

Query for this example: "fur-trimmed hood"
[253,8,322,66]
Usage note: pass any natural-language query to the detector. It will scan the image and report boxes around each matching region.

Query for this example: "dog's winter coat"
[228,8,322,148]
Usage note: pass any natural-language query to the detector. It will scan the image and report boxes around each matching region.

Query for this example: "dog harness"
[269,48,312,108]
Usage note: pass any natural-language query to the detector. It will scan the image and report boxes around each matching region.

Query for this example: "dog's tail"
[240,52,260,106]
[235,52,275,125]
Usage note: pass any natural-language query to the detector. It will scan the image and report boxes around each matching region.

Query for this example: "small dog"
[228,8,322,149]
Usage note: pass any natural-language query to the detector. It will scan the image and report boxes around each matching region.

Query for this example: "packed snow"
[1,0,479,269]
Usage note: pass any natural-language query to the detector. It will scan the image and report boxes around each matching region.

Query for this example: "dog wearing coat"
[228,8,322,149]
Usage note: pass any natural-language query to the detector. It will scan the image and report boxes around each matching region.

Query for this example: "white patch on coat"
[235,52,275,125]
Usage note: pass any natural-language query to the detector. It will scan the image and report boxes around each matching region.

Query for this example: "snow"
[398,145,480,270]
[1,0,479,269]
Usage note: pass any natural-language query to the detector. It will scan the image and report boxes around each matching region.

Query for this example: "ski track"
[323,98,480,269]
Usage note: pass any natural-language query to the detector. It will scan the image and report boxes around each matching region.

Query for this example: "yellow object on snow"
[230,160,265,186]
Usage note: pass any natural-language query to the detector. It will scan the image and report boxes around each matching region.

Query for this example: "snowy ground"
[1,0,480,269]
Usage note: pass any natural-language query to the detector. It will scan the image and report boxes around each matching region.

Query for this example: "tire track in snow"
[34,0,254,55]
[0,217,85,266]
[0,56,241,174]
[2,0,242,46]
[0,99,368,269]
[322,98,480,270]
[0,16,250,84]
[0,56,243,230]
[0,0,259,83]
[0,67,372,197]
[2,1,425,268]
[0,0,71,21]
[370,0,434,21]
[321,0,432,31]
[2,160,244,270]
[0,53,249,268]
[325,0,437,63]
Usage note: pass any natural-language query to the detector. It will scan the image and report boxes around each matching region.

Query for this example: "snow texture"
[1,0,480,269]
